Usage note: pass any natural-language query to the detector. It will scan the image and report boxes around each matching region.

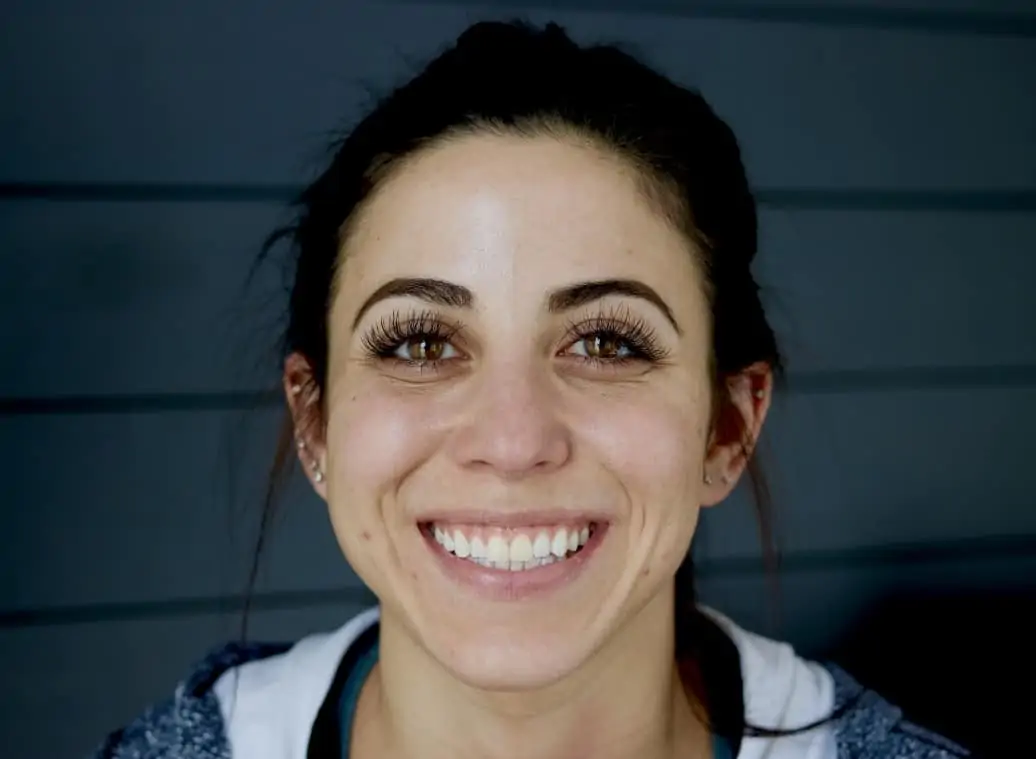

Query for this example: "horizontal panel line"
[465,0,1036,37]
[697,533,1036,577]
[0,587,378,630]
[2,365,1034,416]
[0,182,299,203]
[2,182,1036,211]
[783,365,1036,394]
[0,391,282,416]
[757,189,1036,212]
[2,534,1033,629]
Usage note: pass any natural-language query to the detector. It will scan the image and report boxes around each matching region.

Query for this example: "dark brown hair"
[250,17,783,742]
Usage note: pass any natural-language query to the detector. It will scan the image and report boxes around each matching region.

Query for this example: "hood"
[213,606,836,759]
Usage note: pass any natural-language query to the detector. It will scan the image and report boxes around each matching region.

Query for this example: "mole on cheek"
[361,531,372,541]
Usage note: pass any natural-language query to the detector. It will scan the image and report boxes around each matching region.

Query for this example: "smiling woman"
[92,20,969,759]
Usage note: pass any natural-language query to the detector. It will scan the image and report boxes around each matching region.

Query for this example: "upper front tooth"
[509,534,533,562]
[551,529,569,558]
[435,524,592,563]
[487,535,509,566]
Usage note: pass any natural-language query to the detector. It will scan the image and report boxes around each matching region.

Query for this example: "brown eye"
[572,333,634,360]
[396,337,456,362]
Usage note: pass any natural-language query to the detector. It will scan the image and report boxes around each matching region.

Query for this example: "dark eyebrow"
[547,279,681,334]
[351,277,474,329]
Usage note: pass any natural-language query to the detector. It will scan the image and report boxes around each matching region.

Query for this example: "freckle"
[641,567,650,577]
[361,531,371,541]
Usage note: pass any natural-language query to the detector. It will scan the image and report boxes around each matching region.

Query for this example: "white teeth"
[431,524,594,571]
[551,530,568,558]
[509,534,533,563]
[487,535,508,567]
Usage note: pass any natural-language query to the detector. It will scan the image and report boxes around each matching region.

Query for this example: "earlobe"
[700,362,774,507]
[283,352,328,497]
[700,449,740,507]
[295,434,329,497]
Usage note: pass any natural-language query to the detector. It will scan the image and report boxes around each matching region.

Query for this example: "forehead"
[336,132,703,312]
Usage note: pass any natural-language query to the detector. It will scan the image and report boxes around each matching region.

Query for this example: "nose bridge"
[451,357,571,476]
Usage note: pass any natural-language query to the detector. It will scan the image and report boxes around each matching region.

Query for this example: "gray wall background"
[1,1,1034,757]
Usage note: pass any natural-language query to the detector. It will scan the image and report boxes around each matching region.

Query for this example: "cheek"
[577,388,708,562]
[323,386,444,536]
[583,396,707,504]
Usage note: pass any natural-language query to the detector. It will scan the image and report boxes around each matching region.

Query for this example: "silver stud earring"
[753,388,765,399]
[296,437,325,483]
[290,384,303,396]
[703,473,714,485]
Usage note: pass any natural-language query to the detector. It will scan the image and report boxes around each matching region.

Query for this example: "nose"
[448,363,572,478]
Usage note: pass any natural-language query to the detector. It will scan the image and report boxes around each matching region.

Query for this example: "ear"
[700,361,773,507]
[283,351,328,499]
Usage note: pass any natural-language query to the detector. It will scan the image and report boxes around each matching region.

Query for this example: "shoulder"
[827,664,971,759]
[90,607,380,759]
[89,641,290,759]
[702,607,970,758]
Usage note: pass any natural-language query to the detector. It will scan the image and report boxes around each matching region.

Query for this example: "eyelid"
[559,304,669,362]
[359,303,670,371]
[360,308,469,360]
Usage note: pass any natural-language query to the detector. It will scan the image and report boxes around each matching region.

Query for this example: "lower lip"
[421,523,609,601]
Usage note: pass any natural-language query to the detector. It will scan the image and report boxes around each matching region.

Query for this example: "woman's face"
[319,132,719,690]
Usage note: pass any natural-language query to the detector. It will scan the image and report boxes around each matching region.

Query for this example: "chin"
[429,624,594,692]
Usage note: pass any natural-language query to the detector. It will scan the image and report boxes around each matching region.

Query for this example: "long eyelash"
[564,304,669,362]
[361,309,463,359]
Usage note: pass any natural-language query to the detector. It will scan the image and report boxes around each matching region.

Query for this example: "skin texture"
[284,132,772,759]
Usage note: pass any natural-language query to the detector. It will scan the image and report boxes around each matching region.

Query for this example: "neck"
[356,590,711,759]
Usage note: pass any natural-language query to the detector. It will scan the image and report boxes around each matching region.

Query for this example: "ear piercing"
[291,384,323,482]
[296,437,325,483]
